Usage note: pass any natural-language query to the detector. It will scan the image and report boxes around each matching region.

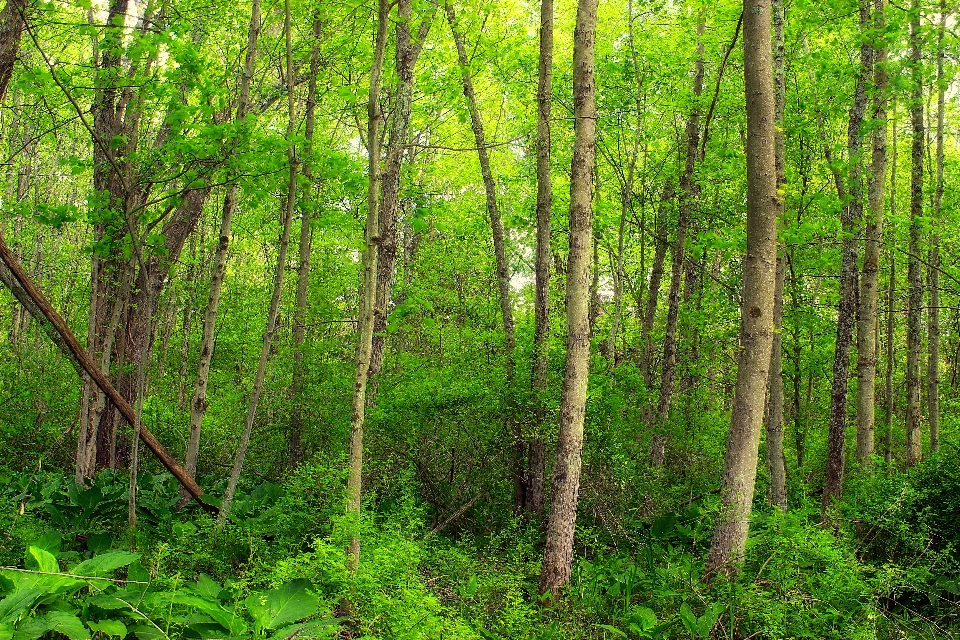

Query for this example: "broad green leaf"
[87,620,127,638]
[44,612,90,640]
[170,593,246,636]
[245,580,318,631]
[268,618,339,640]
[27,548,58,574]
[71,551,140,578]
[0,588,44,624]
[0,623,11,640]
[190,575,223,602]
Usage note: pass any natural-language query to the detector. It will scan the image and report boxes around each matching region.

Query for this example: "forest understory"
[1,0,959,637]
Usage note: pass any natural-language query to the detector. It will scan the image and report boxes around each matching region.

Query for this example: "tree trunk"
[822,0,871,517]
[526,0,553,516]
[366,3,435,398]
[927,0,945,454]
[182,0,262,500]
[856,0,887,463]
[346,0,389,573]
[906,0,923,468]
[539,0,598,597]
[444,0,520,510]
[704,0,778,578]
[885,101,897,465]
[764,0,787,511]
[639,181,672,388]
[649,15,704,468]
[219,0,298,522]
[288,18,321,470]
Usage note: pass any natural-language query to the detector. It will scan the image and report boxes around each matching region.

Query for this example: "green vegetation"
[1,0,959,636]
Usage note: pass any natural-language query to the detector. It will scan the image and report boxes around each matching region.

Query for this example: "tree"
[906,0,923,468]
[704,0,778,577]
[822,0,871,516]
[539,0,599,598]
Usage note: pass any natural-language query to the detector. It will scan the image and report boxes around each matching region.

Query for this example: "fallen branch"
[0,230,216,513]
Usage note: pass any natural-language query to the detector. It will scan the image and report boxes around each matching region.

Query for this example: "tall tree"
[183,0,263,500]
[526,0,553,516]
[444,0,520,510]
[346,0,390,573]
[288,18,323,470]
[822,0,872,515]
[704,0,778,577]
[856,0,887,463]
[906,0,923,468]
[649,12,705,468]
[219,0,300,522]
[927,0,947,454]
[539,0,599,597]
[765,0,787,511]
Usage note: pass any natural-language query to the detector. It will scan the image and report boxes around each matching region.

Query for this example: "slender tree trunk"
[346,0,389,573]
[526,0,553,516]
[765,0,787,511]
[704,0,778,578]
[885,102,897,465]
[822,0,871,517]
[639,181,671,388]
[927,0,945,454]
[182,0,262,500]
[288,18,321,470]
[906,0,923,468]
[649,15,704,468]
[177,231,198,409]
[444,1,521,510]
[856,0,887,463]
[219,0,297,522]
[366,2,435,399]
[539,0,598,597]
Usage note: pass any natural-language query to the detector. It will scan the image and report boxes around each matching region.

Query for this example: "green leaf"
[0,588,44,623]
[678,602,697,634]
[0,623,12,640]
[70,551,140,578]
[28,547,58,574]
[268,618,339,640]
[190,575,222,602]
[43,612,90,640]
[245,580,318,631]
[87,620,127,638]
[170,594,246,636]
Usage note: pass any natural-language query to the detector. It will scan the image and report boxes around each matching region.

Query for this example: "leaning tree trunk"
[182,0,262,500]
[649,15,704,468]
[288,18,322,470]
[538,0,598,598]
[526,0,553,516]
[219,0,299,523]
[905,0,923,468]
[444,1,521,510]
[764,0,787,511]
[345,0,389,573]
[822,0,871,518]
[703,0,778,579]
[927,0,945,454]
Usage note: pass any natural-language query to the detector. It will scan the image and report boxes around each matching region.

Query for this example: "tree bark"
[219,0,298,522]
[906,0,923,468]
[856,0,887,463]
[539,0,598,597]
[183,0,262,500]
[927,0,945,454]
[704,0,778,578]
[288,18,322,470]
[639,181,672,388]
[526,0,553,516]
[649,15,704,468]
[764,0,787,511]
[822,0,871,517]
[346,0,389,573]
[444,0,521,510]
[885,102,897,465]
